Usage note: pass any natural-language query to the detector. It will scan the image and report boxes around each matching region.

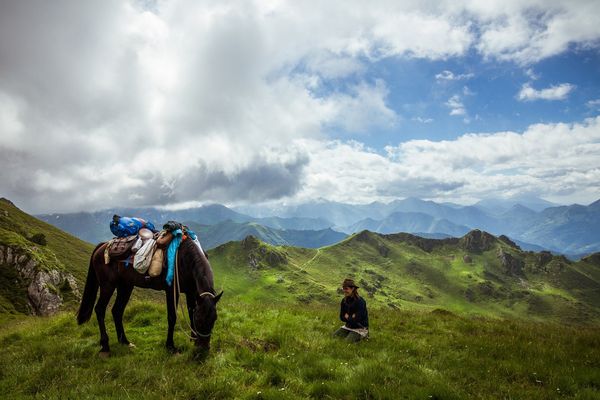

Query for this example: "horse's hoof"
[99,351,110,358]
[128,342,136,348]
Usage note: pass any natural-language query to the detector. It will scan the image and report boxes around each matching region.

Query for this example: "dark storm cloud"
[173,155,309,204]
[1,148,308,213]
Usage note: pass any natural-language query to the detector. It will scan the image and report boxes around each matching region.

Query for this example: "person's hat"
[342,278,358,288]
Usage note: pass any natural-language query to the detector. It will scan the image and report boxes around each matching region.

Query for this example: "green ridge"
[208,230,600,323]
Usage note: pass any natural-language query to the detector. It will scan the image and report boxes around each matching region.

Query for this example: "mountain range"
[4,197,600,324]
[185,220,347,249]
[36,197,600,257]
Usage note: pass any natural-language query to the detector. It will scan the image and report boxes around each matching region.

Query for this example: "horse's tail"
[76,243,103,325]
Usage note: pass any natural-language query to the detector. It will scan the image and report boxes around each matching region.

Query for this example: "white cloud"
[412,117,434,124]
[0,91,24,148]
[525,68,539,80]
[517,83,575,101]
[435,70,474,81]
[1,0,599,212]
[587,99,600,110]
[322,80,398,134]
[446,95,466,116]
[292,117,600,205]
[472,0,600,64]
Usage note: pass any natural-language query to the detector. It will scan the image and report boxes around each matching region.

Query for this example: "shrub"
[29,233,47,246]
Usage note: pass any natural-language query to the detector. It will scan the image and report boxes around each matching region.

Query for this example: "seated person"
[333,278,369,342]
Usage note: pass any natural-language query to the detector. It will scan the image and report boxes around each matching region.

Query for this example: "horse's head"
[192,291,223,350]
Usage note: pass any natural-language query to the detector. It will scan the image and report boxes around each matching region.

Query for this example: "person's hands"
[352,313,356,319]
[344,313,349,319]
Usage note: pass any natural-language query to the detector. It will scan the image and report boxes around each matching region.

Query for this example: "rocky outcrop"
[242,235,287,269]
[498,235,521,250]
[241,235,261,250]
[0,244,79,316]
[534,251,554,271]
[460,230,496,253]
[497,249,524,276]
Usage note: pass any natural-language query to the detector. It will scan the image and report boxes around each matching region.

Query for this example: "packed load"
[110,215,156,238]
[104,215,159,269]
[160,221,206,286]
[104,216,205,284]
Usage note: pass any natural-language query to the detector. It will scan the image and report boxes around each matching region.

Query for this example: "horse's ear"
[214,291,223,304]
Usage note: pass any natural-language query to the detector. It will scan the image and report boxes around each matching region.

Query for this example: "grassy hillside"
[0,199,95,315]
[1,201,599,398]
[0,199,93,279]
[2,196,599,323]
[207,230,600,323]
[0,301,598,399]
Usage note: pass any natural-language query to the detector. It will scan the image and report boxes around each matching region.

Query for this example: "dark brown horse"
[76,238,222,356]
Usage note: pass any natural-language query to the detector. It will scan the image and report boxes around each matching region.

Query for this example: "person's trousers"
[333,327,362,342]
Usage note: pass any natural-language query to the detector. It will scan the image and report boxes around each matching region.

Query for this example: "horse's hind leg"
[112,283,134,346]
[95,284,115,355]
[165,288,179,353]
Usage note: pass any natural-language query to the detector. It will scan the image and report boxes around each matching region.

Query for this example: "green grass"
[0,299,598,399]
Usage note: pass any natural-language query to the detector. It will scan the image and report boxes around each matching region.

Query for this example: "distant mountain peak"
[510,204,535,212]
[589,198,600,210]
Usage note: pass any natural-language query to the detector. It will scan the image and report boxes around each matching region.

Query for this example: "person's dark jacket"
[339,296,369,329]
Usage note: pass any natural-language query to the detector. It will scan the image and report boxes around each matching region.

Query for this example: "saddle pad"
[106,235,138,259]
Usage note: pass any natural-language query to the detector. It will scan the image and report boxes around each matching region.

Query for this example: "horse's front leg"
[112,283,134,346]
[165,287,179,353]
[95,284,116,356]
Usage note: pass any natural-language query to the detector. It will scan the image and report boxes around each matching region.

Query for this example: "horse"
[76,237,222,356]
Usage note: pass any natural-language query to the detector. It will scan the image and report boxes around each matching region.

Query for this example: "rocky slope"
[0,243,79,315]
[0,198,92,316]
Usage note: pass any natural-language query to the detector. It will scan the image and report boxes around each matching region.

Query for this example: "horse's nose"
[195,336,210,349]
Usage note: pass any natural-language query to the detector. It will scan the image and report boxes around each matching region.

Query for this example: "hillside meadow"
[1,198,600,398]
[1,299,599,399]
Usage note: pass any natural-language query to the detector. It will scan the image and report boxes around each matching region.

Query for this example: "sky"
[1,0,600,214]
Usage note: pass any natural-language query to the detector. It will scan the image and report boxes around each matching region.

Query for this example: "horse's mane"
[180,239,215,294]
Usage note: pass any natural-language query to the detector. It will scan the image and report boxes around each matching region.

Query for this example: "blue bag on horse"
[110,215,156,237]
